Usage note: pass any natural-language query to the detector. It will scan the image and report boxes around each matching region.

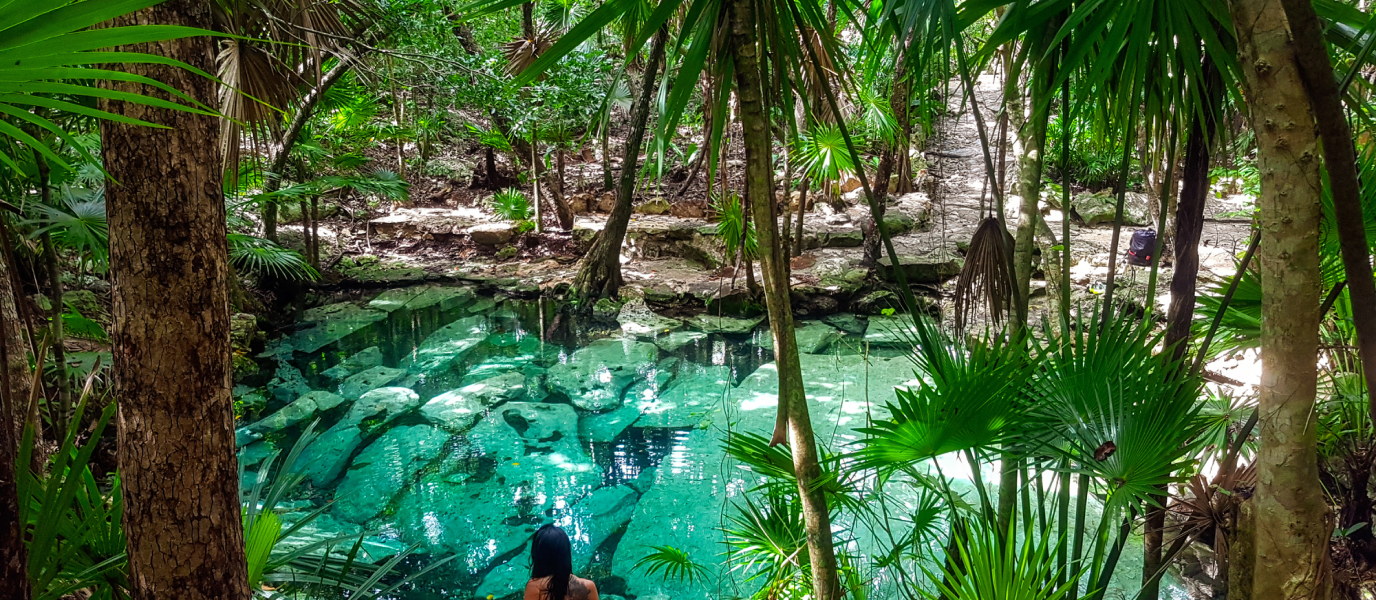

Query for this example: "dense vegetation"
[1,0,1375,598]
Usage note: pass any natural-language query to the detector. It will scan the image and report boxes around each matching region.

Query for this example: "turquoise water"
[235,285,1184,600]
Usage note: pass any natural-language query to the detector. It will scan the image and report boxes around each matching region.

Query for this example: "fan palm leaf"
[0,0,221,172]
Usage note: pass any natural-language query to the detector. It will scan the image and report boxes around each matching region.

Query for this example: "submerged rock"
[334,424,452,524]
[863,314,922,347]
[823,313,867,335]
[684,314,764,335]
[580,404,643,442]
[368,285,474,313]
[546,339,659,412]
[339,365,406,399]
[274,512,405,563]
[634,363,732,429]
[299,387,422,487]
[654,330,708,352]
[753,320,842,354]
[238,441,276,469]
[419,390,484,432]
[242,390,346,436]
[392,402,602,572]
[618,299,683,337]
[322,346,384,381]
[266,363,312,404]
[287,303,388,354]
[400,315,488,375]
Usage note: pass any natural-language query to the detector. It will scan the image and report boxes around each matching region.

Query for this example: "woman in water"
[524,524,600,600]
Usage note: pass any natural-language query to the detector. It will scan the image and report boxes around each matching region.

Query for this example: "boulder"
[243,390,346,435]
[419,390,485,432]
[340,366,406,400]
[597,192,617,212]
[547,339,659,412]
[468,223,516,246]
[1063,190,1150,226]
[817,230,863,248]
[839,176,863,193]
[333,424,452,524]
[400,315,489,375]
[669,200,707,219]
[853,290,902,315]
[299,387,422,487]
[823,313,867,335]
[875,252,963,284]
[684,314,764,335]
[753,321,842,354]
[634,198,671,215]
[266,363,312,403]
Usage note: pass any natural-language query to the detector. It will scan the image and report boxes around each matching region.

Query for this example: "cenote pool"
[234,284,1184,599]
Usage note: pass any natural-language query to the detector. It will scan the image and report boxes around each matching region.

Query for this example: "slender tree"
[728,0,842,597]
[98,1,251,598]
[572,26,669,300]
[0,212,28,599]
[1230,0,1333,597]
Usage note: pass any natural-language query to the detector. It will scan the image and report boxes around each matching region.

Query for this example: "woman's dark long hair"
[530,524,572,600]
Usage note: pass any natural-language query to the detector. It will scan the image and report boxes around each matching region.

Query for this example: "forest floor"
[276,73,1260,386]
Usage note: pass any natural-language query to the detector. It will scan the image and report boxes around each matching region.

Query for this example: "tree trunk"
[522,2,535,39]
[0,211,29,600]
[1279,0,1376,424]
[867,38,911,267]
[1011,41,1052,334]
[34,152,71,433]
[1230,0,1333,597]
[98,2,251,599]
[571,27,667,300]
[727,1,841,598]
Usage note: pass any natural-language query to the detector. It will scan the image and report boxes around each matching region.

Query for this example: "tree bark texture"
[1231,0,1333,597]
[1279,0,1376,424]
[1165,61,1221,363]
[572,26,667,300]
[1011,42,1052,336]
[0,214,28,598]
[867,37,912,267]
[727,0,842,597]
[98,2,251,599]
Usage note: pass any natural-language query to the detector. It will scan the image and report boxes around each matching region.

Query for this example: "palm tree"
[98,0,252,597]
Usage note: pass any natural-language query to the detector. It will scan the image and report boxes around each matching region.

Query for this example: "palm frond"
[633,545,713,585]
[920,521,1081,600]
[490,188,533,221]
[953,217,1013,332]
[228,233,320,281]
[26,187,110,271]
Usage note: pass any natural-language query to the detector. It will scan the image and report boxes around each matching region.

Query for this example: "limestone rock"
[392,403,601,569]
[619,299,683,337]
[684,313,764,335]
[419,390,485,432]
[547,339,659,412]
[753,321,842,354]
[654,330,708,352]
[597,192,617,212]
[635,198,671,215]
[267,363,312,403]
[243,390,346,435]
[368,285,475,313]
[400,315,488,375]
[334,424,452,523]
[299,387,422,487]
[288,303,388,354]
[238,441,276,469]
[634,364,732,428]
[875,252,963,284]
[322,347,384,381]
[468,223,516,246]
[340,366,406,400]
[823,313,867,335]
[863,314,922,346]
[580,404,643,442]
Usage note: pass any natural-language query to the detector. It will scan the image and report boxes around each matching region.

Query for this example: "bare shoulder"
[571,576,598,600]
[523,578,544,600]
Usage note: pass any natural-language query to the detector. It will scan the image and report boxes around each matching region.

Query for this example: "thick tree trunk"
[98,2,251,599]
[572,27,667,300]
[0,211,29,600]
[1279,0,1376,424]
[727,1,841,598]
[1230,0,1333,597]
